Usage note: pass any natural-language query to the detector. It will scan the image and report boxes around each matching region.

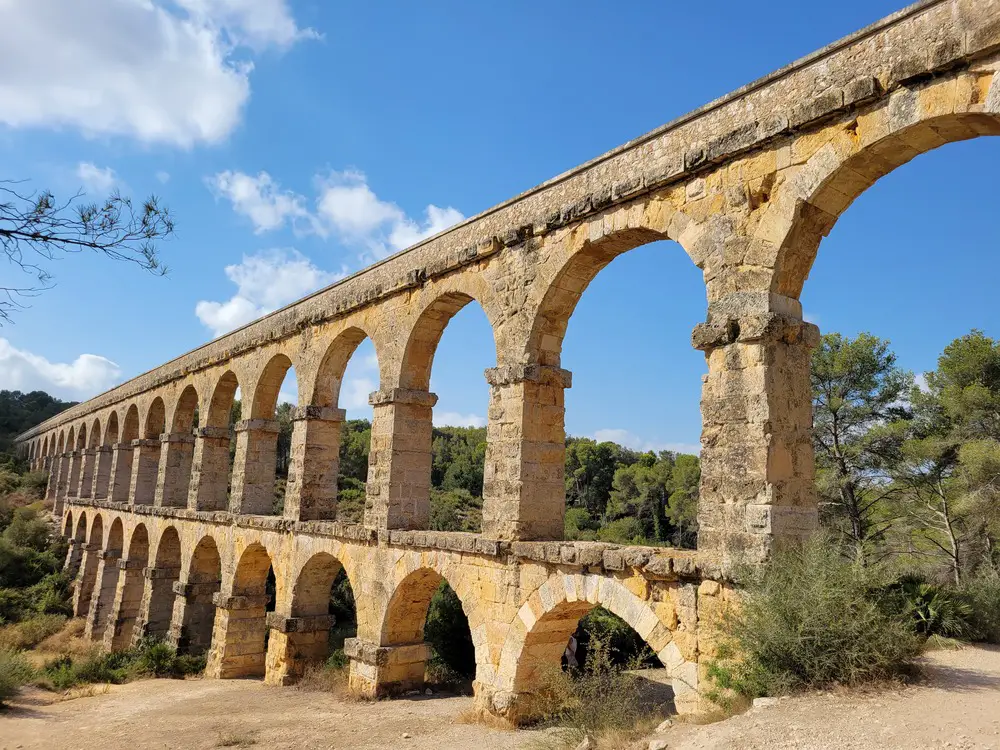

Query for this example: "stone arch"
[767,87,1000,300]
[88,418,101,448]
[121,404,140,442]
[209,542,278,679]
[171,384,199,432]
[87,518,124,641]
[104,411,120,445]
[369,563,481,694]
[73,511,87,542]
[527,225,680,368]
[174,535,222,655]
[492,573,693,720]
[312,327,374,408]
[140,526,183,641]
[107,523,150,650]
[57,430,65,454]
[399,291,499,391]
[62,509,74,538]
[250,353,295,419]
[66,425,75,453]
[76,423,86,450]
[206,371,240,427]
[143,397,166,439]
[74,513,104,616]
[270,551,354,683]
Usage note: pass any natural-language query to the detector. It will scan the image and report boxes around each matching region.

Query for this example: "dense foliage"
[0,390,75,455]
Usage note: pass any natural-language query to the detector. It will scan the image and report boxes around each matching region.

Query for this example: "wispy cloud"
[592,428,700,455]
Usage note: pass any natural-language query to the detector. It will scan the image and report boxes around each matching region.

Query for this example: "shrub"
[2,507,50,550]
[891,576,973,638]
[708,536,922,701]
[961,571,1000,643]
[37,639,204,691]
[573,607,657,670]
[18,472,49,499]
[0,649,35,706]
[530,635,661,746]
[0,613,67,651]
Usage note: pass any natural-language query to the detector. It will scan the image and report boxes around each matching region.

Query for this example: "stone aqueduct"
[14,0,1000,718]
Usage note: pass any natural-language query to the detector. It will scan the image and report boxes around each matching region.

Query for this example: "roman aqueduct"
[15,0,1000,718]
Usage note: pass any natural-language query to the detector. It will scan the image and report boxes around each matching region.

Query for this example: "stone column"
[72,543,101,617]
[91,446,113,500]
[693,312,820,574]
[229,419,280,515]
[154,432,196,508]
[64,538,84,579]
[84,547,122,641]
[130,565,182,646]
[345,638,432,697]
[129,438,162,505]
[107,443,135,503]
[103,558,146,651]
[204,592,271,678]
[481,364,572,540]
[167,578,221,655]
[283,406,345,522]
[78,448,96,499]
[53,454,70,517]
[66,450,82,500]
[188,426,232,511]
[46,454,61,503]
[364,388,437,530]
[263,612,337,685]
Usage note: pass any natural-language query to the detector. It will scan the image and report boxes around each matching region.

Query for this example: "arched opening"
[66,424,82,498]
[414,294,496,535]
[74,514,104,617]
[109,524,149,650]
[229,355,295,516]
[381,567,476,693]
[133,398,165,505]
[62,510,73,538]
[176,536,222,656]
[528,229,704,546]
[88,517,124,641]
[775,107,1000,577]
[111,405,140,504]
[500,575,683,724]
[281,553,357,681]
[217,543,275,678]
[141,526,182,641]
[65,511,87,577]
[159,385,199,507]
[313,329,381,524]
[190,371,239,512]
[79,418,100,499]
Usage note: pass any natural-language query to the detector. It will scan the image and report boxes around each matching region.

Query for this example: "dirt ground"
[1,645,999,750]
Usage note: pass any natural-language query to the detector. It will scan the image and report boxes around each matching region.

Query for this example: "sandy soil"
[2,645,999,750]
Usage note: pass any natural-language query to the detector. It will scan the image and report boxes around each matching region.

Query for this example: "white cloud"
[434,411,487,428]
[915,373,930,393]
[195,249,345,337]
[208,170,319,235]
[174,0,319,50]
[317,170,464,258]
[592,428,701,456]
[155,171,171,184]
[76,162,117,194]
[0,0,314,148]
[207,168,465,259]
[0,338,121,400]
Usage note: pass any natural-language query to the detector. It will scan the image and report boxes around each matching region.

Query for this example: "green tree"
[811,333,912,563]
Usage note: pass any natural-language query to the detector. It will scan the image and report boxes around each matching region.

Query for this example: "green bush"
[0,648,35,706]
[961,572,1000,643]
[37,639,205,690]
[18,471,49,499]
[708,536,922,701]
[573,607,657,670]
[891,576,973,638]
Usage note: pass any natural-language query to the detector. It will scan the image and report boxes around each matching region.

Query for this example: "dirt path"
[664,644,1000,750]
[2,646,999,750]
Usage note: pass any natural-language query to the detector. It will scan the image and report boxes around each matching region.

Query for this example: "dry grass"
[0,614,67,651]
[456,706,516,731]
[215,729,260,747]
[55,682,111,702]
[33,618,91,657]
[293,663,350,696]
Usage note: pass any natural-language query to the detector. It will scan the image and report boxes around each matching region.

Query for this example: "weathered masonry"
[15,0,1000,717]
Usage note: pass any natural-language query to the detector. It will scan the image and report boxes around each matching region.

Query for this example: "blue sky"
[1,0,997,454]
